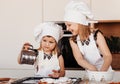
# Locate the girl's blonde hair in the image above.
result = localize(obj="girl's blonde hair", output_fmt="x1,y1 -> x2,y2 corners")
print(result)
78,24 -> 91,41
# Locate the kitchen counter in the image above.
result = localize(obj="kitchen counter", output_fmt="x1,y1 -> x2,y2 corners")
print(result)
1,77 -> 120,84
0,76 -> 120,84
0,70 -> 120,83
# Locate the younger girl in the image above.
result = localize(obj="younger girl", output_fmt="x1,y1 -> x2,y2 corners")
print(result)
18,22 -> 65,78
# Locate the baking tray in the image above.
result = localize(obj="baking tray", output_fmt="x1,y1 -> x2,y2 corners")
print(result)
11,77 -> 81,84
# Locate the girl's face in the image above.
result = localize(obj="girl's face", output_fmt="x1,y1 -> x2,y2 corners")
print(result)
65,22 -> 79,36
41,36 -> 56,53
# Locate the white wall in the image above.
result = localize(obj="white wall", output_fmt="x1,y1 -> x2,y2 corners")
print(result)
43,0 -> 91,21
0,0 -> 42,69
91,0 -> 120,20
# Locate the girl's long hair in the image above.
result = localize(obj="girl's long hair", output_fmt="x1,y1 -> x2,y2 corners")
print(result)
78,24 -> 91,41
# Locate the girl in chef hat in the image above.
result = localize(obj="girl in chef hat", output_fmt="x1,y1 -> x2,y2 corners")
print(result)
34,22 -> 65,78
18,22 -> 65,78
64,0 -> 113,71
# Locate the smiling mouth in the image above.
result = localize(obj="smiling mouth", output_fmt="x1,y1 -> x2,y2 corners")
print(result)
44,47 -> 49,49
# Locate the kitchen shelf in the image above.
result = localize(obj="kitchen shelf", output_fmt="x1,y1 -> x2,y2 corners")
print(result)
97,20 -> 120,23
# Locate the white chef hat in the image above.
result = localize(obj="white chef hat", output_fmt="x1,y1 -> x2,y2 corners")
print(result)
64,0 -> 94,25
34,22 -> 63,43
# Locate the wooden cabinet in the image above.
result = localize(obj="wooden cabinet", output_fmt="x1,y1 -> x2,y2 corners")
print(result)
95,20 -> 120,37
95,20 -> 120,70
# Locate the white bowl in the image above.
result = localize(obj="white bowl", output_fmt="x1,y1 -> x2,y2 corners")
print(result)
87,70 -> 114,81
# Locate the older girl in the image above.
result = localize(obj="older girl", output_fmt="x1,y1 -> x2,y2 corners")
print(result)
64,0 -> 112,71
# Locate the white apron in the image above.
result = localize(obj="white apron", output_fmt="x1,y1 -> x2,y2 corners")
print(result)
34,50 -> 60,77
77,33 -> 112,71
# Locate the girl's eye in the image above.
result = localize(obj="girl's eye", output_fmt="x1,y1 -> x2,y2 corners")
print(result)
43,39 -> 47,42
67,24 -> 71,27
68,24 -> 71,26
49,41 -> 54,43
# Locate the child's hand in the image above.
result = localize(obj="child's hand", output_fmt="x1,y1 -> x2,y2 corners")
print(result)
22,42 -> 32,50
48,70 -> 60,78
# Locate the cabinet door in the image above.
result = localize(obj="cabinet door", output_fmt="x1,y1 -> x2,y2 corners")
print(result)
43,0 -> 91,21
91,0 -> 120,20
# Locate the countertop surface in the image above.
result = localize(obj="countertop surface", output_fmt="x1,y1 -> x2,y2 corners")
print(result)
0,77 -> 120,84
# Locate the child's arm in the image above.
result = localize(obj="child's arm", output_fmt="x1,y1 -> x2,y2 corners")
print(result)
58,55 -> 65,77
17,53 -> 21,64
96,32 -> 112,71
